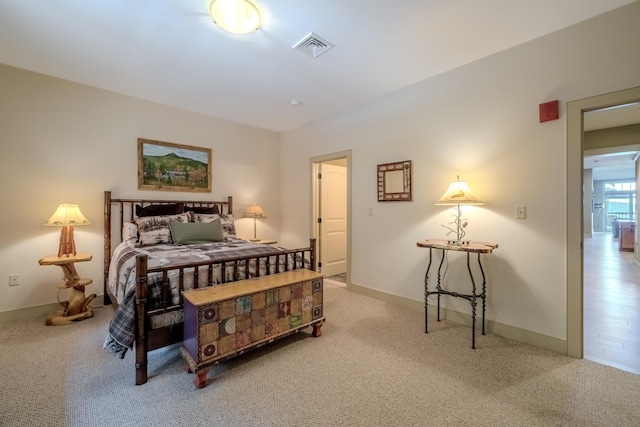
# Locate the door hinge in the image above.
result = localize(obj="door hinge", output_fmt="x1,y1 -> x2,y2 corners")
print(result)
317,218 -> 322,223
318,262 -> 322,268
318,172 -> 322,179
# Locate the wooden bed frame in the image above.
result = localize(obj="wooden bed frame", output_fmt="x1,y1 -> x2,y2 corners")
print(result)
103,191 -> 316,385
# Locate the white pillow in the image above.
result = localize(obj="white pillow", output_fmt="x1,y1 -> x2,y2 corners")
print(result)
122,222 -> 138,247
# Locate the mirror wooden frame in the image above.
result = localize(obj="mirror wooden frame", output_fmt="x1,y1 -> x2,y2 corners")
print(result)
377,160 -> 412,201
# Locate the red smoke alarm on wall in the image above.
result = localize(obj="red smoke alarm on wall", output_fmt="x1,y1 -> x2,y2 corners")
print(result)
539,100 -> 559,123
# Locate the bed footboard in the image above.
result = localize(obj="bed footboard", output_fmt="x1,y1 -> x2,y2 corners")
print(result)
133,239 -> 316,385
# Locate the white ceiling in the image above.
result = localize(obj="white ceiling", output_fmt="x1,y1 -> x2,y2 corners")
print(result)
0,0 -> 635,133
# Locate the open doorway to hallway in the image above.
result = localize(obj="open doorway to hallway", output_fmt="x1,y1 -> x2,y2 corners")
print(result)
311,151 -> 351,286
570,88 -> 640,369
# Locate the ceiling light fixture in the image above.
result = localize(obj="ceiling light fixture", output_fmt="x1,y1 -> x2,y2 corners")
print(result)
208,0 -> 262,35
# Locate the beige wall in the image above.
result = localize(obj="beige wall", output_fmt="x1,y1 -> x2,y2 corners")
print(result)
279,2 -> 640,346
3,2 -> 640,352
0,64 -> 280,313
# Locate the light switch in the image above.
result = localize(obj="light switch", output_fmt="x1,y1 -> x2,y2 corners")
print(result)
516,206 -> 526,219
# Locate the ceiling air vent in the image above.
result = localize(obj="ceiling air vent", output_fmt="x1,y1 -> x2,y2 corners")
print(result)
292,32 -> 334,58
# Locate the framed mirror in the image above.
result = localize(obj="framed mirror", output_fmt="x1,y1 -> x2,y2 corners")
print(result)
377,160 -> 412,201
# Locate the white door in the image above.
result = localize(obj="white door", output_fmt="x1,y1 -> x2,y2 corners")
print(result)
319,163 -> 347,276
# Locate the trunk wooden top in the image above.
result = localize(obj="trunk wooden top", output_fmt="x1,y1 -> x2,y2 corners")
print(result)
182,269 -> 323,305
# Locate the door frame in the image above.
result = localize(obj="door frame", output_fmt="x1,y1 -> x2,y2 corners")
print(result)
567,86 -> 640,358
310,150 -> 352,285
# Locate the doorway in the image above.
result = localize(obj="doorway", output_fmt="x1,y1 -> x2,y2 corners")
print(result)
311,150 -> 351,285
567,86 -> 640,359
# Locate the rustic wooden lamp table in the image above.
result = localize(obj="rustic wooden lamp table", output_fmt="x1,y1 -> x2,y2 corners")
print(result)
38,253 -> 96,326
416,240 -> 498,348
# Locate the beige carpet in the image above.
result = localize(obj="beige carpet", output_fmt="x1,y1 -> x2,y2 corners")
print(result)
1,279 -> 640,426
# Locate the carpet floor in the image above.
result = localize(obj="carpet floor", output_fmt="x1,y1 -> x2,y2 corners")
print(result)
1,279 -> 640,426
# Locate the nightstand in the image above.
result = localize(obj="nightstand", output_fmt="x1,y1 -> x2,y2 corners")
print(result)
38,253 -> 96,326
255,239 -> 277,245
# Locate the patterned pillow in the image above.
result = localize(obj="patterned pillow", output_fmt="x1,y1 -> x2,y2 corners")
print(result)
191,213 -> 236,239
134,213 -> 190,246
122,222 -> 138,247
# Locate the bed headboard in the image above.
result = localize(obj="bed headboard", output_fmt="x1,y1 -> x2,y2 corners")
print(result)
103,190 -> 233,305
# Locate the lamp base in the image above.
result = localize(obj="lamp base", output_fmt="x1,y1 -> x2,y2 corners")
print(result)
58,225 -> 77,257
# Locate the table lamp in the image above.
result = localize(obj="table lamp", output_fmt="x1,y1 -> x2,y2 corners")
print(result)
242,203 -> 266,241
44,204 -> 91,257
435,176 -> 483,245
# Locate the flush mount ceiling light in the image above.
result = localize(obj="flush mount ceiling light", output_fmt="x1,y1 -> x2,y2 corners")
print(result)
208,0 -> 262,35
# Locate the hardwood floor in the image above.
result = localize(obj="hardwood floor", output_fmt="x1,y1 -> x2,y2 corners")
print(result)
584,231 -> 640,374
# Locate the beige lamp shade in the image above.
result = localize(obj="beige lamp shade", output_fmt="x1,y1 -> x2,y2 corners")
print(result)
242,204 -> 266,219
208,0 -> 262,35
436,178 -> 483,206
45,204 -> 91,227
44,204 -> 91,257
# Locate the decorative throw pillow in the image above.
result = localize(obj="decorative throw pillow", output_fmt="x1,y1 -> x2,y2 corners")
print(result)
134,213 -> 189,246
192,213 -> 236,238
135,203 -> 184,217
170,219 -> 223,245
122,222 -> 138,247
185,205 -> 220,215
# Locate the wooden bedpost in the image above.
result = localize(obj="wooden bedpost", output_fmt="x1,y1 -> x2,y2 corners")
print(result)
309,238 -> 317,272
103,191 -> 113,305
135,254 -> 149,385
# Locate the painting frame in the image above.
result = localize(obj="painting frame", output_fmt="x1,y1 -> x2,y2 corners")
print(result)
138,138 -> 212,193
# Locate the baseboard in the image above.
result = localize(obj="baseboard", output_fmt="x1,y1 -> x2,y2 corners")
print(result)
0,295 -> 106,324
348,282 -> 567,355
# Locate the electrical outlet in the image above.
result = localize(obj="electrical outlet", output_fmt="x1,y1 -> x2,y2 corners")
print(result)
516,206 -> 527,220
9,274 -> 20,286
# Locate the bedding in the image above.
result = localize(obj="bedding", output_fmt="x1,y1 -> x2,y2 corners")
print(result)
103,191 -> 317,384
104,237 -> 297,359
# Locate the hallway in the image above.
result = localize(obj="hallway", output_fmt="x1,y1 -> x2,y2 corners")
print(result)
584,231 -> 640,374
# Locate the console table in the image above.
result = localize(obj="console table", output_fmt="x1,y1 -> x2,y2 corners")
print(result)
416,240 -> 498,348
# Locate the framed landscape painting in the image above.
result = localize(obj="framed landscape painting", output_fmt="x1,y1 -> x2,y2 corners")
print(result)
138,138 -> 212,192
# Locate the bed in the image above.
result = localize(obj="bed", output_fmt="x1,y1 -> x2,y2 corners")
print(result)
102,191 -> 316,385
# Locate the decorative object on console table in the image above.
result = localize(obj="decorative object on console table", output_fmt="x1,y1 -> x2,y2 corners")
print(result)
416,239 -> 498,349
435,176 -> 483,246
38,253 -> 96,326
242,203 -> 267,241
44,204 -> 91,257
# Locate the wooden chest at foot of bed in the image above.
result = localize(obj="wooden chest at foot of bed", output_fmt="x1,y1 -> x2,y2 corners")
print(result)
182,269 -> 325,388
